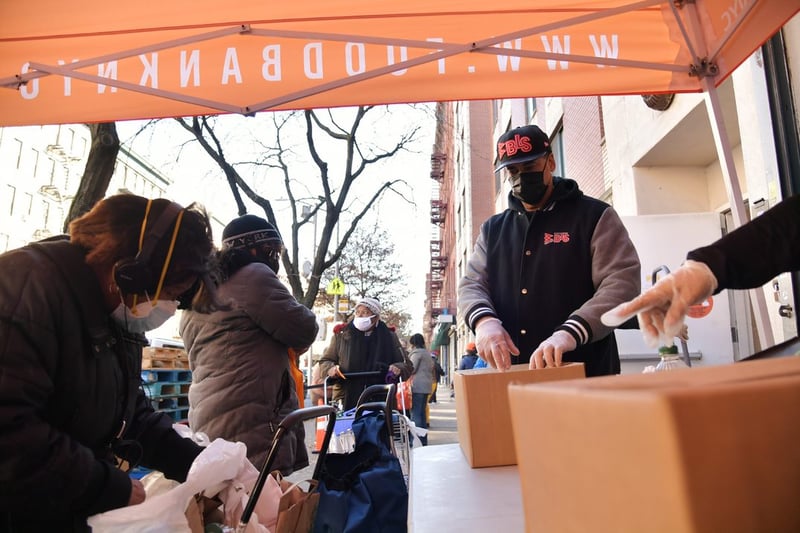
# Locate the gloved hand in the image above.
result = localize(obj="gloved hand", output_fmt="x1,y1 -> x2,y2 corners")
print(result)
601,260 -> 717,348
677,323 -> 689,342
530,330 -> 577,369
475,317 -> 519,371
327,365 -> 346,379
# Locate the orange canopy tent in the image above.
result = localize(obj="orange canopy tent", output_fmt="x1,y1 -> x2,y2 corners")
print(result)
1,0 -> 797,342
0,0 -> 796,126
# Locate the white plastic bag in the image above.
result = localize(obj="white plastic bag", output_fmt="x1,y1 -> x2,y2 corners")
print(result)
87,438 -> 281,532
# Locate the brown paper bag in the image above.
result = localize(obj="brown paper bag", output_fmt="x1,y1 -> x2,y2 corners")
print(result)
273,472 -> 320,533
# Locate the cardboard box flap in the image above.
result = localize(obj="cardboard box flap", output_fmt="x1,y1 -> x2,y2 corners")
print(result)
520,356 -> 800,396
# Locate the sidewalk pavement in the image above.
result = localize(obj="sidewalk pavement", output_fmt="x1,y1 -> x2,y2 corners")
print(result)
286,388 -> 459,483
426,392 -> 458,446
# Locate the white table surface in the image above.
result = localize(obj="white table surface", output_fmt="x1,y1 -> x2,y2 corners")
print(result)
409,443 -> 524,532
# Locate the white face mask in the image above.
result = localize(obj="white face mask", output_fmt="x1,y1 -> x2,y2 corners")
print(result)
353,315 -> 375,332
111,299 -> 179,333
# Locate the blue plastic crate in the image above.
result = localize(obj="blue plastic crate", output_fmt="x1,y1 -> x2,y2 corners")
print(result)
155,369 -> 181,382
141,370 -> 159,384
158,398 -> 178,409
129,466 -> 152,480
146,381 -> 180,396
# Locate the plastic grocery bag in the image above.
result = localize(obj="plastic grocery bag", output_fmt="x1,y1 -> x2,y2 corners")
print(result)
88,438 -> 280,532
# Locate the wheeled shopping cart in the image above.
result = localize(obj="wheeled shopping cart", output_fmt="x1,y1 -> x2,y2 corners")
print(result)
316,373 -> 414,483
237,404 -> 337,532
313,387 -> 409,533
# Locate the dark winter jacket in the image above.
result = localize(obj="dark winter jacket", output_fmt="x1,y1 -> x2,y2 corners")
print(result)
180,261 -> 317,475
688,194 -> 800,291
0,241 -> 202,532
458,178 -> 641,377
318,321 -> 411,410
458,354 -> 478,370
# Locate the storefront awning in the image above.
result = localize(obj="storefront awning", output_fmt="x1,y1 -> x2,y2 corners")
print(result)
431,322 -> 452,352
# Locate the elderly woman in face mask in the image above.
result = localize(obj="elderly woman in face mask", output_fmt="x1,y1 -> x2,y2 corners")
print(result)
0,195 -> 221,532
318,297 -> 412,411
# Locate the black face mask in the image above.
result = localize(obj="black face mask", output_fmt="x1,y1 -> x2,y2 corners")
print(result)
511,170 -> 548,205
263,253 -> 280,275
252,246 -> 281,275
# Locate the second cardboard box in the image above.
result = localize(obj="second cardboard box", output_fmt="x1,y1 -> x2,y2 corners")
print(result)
454,363 -> 585,467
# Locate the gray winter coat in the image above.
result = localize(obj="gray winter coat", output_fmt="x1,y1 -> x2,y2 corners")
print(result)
180,262 -> 318,475
408,347 -> 435,394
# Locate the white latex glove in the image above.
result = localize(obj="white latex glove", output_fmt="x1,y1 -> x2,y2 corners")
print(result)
327,365 -> 346,379
530,330 -> 577,369
601,260 -> 717,348
475,317 -> 519,371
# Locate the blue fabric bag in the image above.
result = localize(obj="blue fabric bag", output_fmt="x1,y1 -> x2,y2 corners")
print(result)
313,408 -> 408,533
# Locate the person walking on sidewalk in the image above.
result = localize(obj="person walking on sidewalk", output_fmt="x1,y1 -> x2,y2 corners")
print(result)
458,342 -> 479,370
429,352 -> 445,403
408,334 -> 434,445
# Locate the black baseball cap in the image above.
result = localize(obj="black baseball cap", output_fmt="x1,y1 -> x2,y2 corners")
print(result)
495,125 -> 551,172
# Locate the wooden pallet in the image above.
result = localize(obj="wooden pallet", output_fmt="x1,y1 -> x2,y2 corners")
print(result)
142,346 -> 189,369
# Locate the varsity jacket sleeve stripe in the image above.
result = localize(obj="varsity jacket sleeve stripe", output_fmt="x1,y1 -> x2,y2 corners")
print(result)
458,225 -> 499,332
567,207 -> 641,344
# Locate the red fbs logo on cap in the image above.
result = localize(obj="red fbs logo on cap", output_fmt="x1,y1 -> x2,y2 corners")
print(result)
498,134 -> 533,159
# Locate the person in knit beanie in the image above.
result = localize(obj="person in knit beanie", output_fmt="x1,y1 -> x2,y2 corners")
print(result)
180,214 -> 317,475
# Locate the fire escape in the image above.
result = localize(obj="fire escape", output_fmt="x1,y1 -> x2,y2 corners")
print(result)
428,152 -> 447,329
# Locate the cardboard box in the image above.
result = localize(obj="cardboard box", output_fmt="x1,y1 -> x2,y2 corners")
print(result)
454,363 -> 585,468
508,357 -> 800,533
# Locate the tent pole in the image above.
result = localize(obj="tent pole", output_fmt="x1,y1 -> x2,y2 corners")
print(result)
681,0 -> 775,350
702,77 -> 775,349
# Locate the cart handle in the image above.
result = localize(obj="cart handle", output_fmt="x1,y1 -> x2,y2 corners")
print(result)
238,405 -> 336,530
355,383 -> 397,455
322,370 -> 385,404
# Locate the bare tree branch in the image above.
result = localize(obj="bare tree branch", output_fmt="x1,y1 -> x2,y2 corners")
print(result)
172,105 -> 427,311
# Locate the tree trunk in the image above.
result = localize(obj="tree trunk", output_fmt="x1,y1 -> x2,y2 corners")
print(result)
63,122 -> 120,231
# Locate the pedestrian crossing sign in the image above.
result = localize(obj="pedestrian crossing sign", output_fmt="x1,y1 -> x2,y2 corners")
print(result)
326,277 -> 345,295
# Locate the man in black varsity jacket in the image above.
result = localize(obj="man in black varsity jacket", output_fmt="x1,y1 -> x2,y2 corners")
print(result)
458,124 -> 641,377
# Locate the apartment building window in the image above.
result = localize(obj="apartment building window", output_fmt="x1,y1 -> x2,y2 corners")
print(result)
550,127 -> 566,177
525,98 -> 537,121
42,199 -> 50,227
3,185 -> 15,215
31,148 -> 40,179
14,139 -> 23,169
47,159 -> 56,185
492,98 -> 506,129
23,192 -> 33,216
